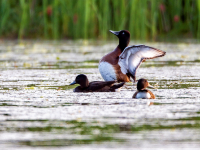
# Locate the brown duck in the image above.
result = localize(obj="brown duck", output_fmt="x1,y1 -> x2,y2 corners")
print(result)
70,74 -> 125,92
133,78 -> 155,99
99,30 -> 166,82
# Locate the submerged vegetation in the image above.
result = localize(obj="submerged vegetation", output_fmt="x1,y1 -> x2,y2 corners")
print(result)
0,0 -> 200,40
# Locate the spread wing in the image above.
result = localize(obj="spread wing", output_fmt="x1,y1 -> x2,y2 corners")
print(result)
118,45 -> 166,77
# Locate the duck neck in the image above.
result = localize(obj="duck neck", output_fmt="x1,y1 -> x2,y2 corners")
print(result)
118,40 -> 129,52
80,81 -> 89,89
138,89 -> 148,92
118,44 -> 126,52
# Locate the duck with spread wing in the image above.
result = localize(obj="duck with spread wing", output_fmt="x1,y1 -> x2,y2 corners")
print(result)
99,30 -> 166,82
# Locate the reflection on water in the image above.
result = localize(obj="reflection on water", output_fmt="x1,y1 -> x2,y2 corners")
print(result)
0,40 -> 200,149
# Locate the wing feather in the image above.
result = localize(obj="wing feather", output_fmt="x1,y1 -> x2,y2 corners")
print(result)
88,81 -> 116,91
118,45 -> 166,77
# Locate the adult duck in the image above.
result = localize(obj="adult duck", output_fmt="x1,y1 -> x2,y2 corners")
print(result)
70,74 -> 125,92
99,30 -> 166,82
132,78 -> 155,99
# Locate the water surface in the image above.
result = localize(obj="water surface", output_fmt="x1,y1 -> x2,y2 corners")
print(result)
0,40 -> 200,149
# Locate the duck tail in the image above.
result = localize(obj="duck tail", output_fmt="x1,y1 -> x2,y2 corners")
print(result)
110,82 -> 125,91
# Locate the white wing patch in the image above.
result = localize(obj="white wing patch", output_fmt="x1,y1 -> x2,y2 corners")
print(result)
118,45 -> 166,76
99,62 -> 117,81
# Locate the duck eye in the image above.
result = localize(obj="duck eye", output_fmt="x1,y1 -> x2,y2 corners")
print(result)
122,32 -> 125,35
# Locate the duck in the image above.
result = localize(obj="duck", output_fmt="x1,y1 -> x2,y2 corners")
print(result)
132,78 -> 155,99
99,30 -> 166,82
69,74 -> 125,92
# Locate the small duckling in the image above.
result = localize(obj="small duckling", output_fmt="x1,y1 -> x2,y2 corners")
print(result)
133,78 -> 155,99
70,74 -> 125,92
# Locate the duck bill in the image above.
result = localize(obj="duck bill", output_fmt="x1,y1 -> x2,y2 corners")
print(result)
109,30 -> 120,36
69,80 -> 76,85
147,84 -> 156,89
